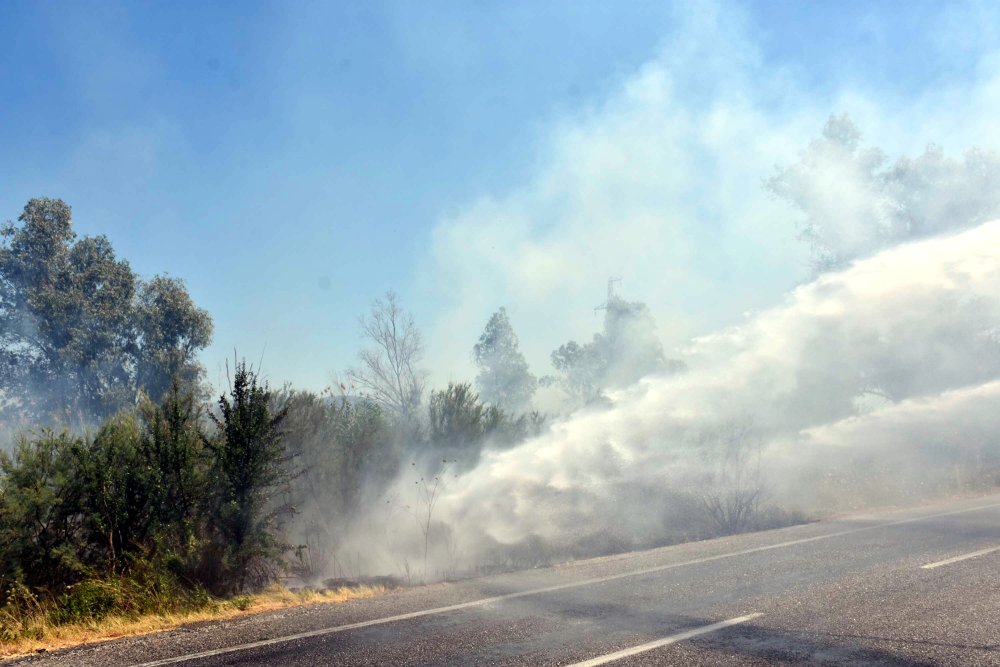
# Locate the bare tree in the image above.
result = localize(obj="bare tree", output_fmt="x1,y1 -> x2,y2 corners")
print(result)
347,291 -> 426,420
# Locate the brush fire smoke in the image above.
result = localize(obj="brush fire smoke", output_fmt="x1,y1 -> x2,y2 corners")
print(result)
319,221 -> 1000,580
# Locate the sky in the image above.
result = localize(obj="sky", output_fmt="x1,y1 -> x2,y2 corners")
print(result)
3,0 -> 1000,393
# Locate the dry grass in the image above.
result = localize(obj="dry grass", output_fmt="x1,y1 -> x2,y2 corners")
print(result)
0,584 -> 383,660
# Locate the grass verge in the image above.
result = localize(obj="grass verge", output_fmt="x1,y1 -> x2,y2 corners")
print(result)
0,583 -> 383,660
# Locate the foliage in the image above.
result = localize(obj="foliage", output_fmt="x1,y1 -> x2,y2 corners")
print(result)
769,114 -> 1000,272
427,382 -> 509,470
0,432 -> 86,592
0,198 -> 213,425
280,389 -> 399,578
0,367 -> 292,621
473,308 -> 536,413
548,288 -> 683,404
292,393 -> 397,518
138,380 -> 207,559
71,414 -> 161,572
69,383 -> 208,577
205,361 -> 294,594
134,276 -> 213,403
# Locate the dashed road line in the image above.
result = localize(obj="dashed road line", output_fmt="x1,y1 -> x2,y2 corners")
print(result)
565,613 -> 764,667
922,545 -> 1000,569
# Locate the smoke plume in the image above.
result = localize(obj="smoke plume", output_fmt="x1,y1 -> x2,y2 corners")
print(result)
380,220 -> 1000,571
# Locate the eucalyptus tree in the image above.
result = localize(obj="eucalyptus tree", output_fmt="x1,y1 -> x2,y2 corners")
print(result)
0,198 -> 212,423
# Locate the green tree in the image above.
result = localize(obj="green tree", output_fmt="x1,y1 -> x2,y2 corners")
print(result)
473,308 -> 536,413
0,198 -> 213,424
281,390 -> 396,519
548,285 -> 682,404
134,277 -> 213,404
205,361 -> 292,593
72,414 -> 159,572
139,380 -> 208,572
0,384 -> 211,608
280,390 -> 397,576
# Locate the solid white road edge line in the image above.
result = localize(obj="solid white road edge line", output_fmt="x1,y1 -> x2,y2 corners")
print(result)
564,613 -> 764,667
921,545 -> 1000,569
131,500 -> 1000,666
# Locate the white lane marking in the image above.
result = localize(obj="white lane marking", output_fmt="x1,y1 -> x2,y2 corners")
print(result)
131,500 -> 1000,666
565,612 -> 764,667
921,545 -> 1000,569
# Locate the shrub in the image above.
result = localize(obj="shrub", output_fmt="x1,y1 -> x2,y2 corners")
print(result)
204,361 -> 293,594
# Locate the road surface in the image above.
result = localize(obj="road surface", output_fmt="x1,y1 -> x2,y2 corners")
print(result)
9,493 -> 1000,666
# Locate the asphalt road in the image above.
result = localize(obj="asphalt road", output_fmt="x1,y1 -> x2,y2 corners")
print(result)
10,494 -> 1000,666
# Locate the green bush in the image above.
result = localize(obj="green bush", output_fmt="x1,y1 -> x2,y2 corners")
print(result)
54,580 -> 120,624
0,367 -> 296,630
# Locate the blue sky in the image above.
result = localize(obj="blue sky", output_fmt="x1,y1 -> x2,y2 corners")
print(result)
2,0 -> 998,392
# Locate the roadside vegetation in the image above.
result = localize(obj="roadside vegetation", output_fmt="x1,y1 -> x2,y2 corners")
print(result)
0,197 -> 721,651
5,123 -> 1000,658
0,581 -> 383,658
0,199 -> 554,651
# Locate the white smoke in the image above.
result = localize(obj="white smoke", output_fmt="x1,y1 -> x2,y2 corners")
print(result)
417,0 -> 1000,391
428,221 -> 1000,552
332,1 -> 1000,577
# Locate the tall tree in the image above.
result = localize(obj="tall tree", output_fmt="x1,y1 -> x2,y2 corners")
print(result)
768,114 -> 1000,272
0,198 -> 212,423
548,284 -> 682,404
347,291 -> 426,421
473,307 -> 536,412
598,294 -> 671,388
134,275 -> 213,402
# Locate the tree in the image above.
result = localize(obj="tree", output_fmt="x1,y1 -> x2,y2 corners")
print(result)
280,390 -> 397,578
65,382 -> 209,576
134,276 -> 213,403
550,340 -> 603,404
205,361 -> 292,593
72,414 -> 159,572
347,291 -> 426,421
548,285 -> 682,404
768,114 -> 1000,272
473,308 -> 536,412
139,380 -> 208,564
0,198 -> 213,424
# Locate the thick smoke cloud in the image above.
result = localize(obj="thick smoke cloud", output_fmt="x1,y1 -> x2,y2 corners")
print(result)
414,220 -> 1000,562
343,2 -> 1000,577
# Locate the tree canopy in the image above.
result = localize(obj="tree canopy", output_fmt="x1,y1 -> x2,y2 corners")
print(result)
473,307 -> 536,413
549,290 -> 682,404
769,114 -> 1000,272
0,198 -> 213,424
